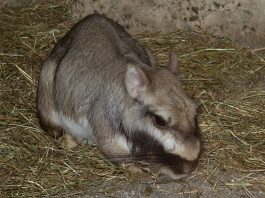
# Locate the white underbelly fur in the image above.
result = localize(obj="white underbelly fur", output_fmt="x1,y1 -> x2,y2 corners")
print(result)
51,110 -> 95,144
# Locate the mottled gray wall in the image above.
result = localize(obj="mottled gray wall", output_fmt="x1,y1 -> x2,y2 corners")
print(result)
0,0 -> 17,9
69,0 -> 265,49
0,0 -> 30,9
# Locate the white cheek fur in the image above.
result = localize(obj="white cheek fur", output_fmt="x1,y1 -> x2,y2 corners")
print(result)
146,125 -> 200,161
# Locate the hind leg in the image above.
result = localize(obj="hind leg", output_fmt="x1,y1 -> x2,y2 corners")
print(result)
38,111 -> 63,139
46,125 -> 63,139
39,113 -> 78,149
37,59 -> 61,138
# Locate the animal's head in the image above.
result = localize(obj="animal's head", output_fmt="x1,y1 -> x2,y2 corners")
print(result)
124,50 -> 202,178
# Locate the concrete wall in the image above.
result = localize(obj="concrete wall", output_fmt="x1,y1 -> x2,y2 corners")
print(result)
0,0 -> 30,10
69,0 -> 265,49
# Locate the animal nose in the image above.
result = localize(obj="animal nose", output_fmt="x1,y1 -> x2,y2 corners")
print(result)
182,160 -> 198,174
164,159 -> 199,180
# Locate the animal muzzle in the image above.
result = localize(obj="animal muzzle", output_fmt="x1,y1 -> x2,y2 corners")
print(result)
158,150 -> 200,180
166,134 -> 201,161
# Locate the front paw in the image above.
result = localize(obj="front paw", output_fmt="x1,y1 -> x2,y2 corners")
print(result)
58,134 -> 78,149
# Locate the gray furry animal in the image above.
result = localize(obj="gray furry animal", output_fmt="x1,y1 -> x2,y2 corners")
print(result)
37,14 -> 201,179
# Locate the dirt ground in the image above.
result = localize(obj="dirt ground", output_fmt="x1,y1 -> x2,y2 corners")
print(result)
76,171 -> 264,197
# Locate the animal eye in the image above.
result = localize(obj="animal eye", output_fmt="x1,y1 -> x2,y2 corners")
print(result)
152,114 -> 167,128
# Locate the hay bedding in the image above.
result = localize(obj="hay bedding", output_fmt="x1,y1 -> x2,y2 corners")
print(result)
0,0 -> 264,197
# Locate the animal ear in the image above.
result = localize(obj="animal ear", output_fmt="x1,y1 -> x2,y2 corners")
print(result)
167,50 -> 180,74
125,64 -> 149,98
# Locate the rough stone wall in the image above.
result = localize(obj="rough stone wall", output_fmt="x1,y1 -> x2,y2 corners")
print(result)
0,0 -> 30,10
0,0 -> 17,9
69,0 -> 265,49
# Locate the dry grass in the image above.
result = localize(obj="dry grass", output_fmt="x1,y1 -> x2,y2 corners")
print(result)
0,0 -> 264,197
